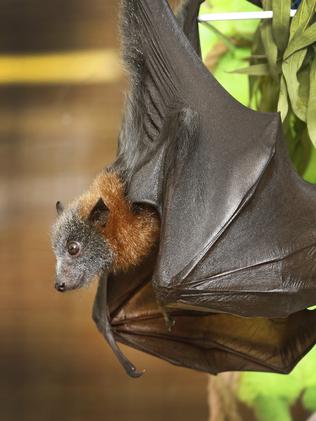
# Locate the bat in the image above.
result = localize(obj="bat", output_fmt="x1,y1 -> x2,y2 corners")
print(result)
52,0 -> 316,378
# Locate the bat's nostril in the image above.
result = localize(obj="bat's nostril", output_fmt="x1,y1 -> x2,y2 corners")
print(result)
55,282 -> 66,292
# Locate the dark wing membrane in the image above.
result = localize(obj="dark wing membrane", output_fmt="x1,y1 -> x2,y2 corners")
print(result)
158,121 -> 316,318
108,267 -> 316,375
116,0 -> 277,294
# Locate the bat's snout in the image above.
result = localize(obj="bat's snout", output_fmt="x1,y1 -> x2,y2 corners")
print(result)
55,281 -> 66,293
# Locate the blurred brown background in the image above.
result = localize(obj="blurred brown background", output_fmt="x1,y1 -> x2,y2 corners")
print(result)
0,1 -> 208,420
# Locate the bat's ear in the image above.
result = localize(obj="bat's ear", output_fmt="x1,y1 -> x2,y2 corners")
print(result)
56,201 -> 64,215
88,198 -> 109,228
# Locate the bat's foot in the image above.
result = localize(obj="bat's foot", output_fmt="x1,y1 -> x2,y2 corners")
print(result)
161,306 -> 176,332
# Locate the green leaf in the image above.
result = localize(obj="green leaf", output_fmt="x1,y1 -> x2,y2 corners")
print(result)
289,0 -> 316,41
272,0 -> 291,54
304,146 -> 316,182
242,54 -> 267,60
258,78 -> 279,111
282,48 -> 308,121
231,63 -> 270,75
284,22 -> 316,59
307,56 -> 316,146
277,76 -> 289,121
303,386 -> 316,411
298,61 -> 311,111
260,20 -> 279,77
252,22 -> 265,58
262,0 -> 272,10
291,126 -> 312,175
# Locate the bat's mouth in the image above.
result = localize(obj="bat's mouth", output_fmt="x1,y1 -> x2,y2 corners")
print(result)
55,272 -> 86,293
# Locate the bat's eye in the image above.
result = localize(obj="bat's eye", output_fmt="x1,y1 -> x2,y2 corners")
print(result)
67,241 -> 81,256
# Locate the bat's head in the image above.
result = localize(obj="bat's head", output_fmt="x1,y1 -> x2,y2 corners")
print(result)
51,171 -> 160,293
51,198 -> 113,292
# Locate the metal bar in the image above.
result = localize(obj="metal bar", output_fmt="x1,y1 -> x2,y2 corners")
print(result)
198,9 -> 297,22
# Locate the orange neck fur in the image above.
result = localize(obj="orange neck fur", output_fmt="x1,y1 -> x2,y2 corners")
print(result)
78,171 -> 160,272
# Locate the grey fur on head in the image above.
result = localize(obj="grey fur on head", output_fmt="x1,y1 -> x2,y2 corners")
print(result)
51,205 -> 113,292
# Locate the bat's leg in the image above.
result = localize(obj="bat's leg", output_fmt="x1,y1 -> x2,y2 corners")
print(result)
160,305 -> 176,332
92,272 -> 144,378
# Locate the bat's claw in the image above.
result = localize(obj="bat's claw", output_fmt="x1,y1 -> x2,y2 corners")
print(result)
119,345 -> 145,378
166,318 -> 176,332
125,364 -> 146,378
161,306 -> 176,332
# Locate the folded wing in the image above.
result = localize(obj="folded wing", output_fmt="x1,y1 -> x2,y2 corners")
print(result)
116,0 -> 279,313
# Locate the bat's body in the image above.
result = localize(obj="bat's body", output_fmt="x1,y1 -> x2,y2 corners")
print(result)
52,0 -> 316,377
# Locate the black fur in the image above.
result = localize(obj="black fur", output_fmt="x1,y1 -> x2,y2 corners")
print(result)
113,0 -> 200,181
114,0 -> 166,180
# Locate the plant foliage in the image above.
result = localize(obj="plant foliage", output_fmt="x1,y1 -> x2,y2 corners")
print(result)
235,0 -> 316,175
